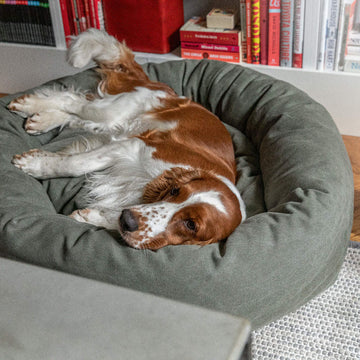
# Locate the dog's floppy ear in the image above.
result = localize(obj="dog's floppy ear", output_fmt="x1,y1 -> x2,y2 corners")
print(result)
142,167 -> 203,203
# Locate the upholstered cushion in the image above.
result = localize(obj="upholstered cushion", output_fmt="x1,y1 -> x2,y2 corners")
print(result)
0,60 -> 353,329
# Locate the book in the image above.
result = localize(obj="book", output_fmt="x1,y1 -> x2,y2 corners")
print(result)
324,0 -> 341,71
292,0 -> 305,68
280,0 -> 294,67
302,0 -> 323,70
59,0 -> 72,46
240,0 -> 248,61
181,48 -> 241,63
246,0 -> 252,63
260,0 -> 268,65
344,54 -> 360,71
181,42 -> 240,52
336,1 -> 352,70
344,0 -> 360,72
268,0 -> 281,66
76,0 -> 87,32
49,0 -> 67,49
251,0 -> 261,64
180,17 -> 241,46
317,0 -> 330,70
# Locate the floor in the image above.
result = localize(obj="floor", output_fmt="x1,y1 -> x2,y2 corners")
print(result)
0,93 -> 358,241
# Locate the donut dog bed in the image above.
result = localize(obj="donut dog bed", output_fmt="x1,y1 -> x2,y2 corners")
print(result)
0,60 -> 353,329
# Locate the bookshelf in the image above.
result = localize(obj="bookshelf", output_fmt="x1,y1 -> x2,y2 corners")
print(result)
1,42 -> 359,137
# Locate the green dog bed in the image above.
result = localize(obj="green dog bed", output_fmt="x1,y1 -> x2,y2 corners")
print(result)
0,60 -> 353,329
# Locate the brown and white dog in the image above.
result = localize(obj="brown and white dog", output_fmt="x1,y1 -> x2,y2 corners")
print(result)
8,29 -> 246,250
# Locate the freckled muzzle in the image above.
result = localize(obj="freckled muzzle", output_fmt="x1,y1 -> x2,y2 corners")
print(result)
118,203 -> 172,249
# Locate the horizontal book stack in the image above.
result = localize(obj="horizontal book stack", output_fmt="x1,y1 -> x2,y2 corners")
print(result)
180,16 -> 242,63
241,0 -> 360,73
0,1 -> 55,47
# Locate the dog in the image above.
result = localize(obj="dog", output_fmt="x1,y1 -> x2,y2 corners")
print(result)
8,29 -> 246,250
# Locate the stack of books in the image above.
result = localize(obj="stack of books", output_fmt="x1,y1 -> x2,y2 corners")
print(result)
180,16 -> 242,63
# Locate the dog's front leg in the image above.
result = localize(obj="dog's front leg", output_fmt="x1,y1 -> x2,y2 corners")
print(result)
70,208 -> 119,230
11,144 -> 118,179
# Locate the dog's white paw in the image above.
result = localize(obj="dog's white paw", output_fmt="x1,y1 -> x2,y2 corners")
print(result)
24,111 -> 67,135
70,209 -> 92,222
70,208 -> 106,226
70,208 -> 117,229
7,95 -> 36,117
12,149 -> 55,178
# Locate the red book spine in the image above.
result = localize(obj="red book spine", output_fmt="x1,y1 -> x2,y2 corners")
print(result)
59,0 -> 71,46
260,0 -> 268,64
246,0 -> 252,63
93,0 -> 101,29
70,0 -> 80,35
181,49 -> 240,63
180,32 -> 240,46
76,0 -> 87,32
268,0 -> 281,66
83,0 -> 91,28
88,0 -> 96,28
181,42 -> 240,52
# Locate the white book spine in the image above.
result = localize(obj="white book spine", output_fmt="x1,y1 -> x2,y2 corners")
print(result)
335,0 -> 347,70
303,0 -> 323,69
344,55 -> 360,71
324,0 -> 341,71
49,1 -> 66,49
317,0 -> 330,70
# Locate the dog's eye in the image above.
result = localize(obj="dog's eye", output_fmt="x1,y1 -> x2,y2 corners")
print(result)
184,219 -> 197,232
170,187 -> 180,196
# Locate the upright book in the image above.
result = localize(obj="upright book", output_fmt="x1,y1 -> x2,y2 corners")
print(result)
292,0 -> 305,68
260,0 -> 269,65
240,0 -> 248,61
280,0 -> 294,67
251,0 -> 261,64
302,0 -> 323,70
324,0 -> 341,71
344,0 -> 360,72
268,0 -> 281,66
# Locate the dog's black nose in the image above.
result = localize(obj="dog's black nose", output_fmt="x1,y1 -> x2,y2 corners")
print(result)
119,209 -> 138,232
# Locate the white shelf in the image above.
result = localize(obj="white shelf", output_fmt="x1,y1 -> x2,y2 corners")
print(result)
0,42 -> 359,136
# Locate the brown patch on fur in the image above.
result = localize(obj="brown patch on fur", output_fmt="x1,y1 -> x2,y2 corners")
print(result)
95,42 -> 176,96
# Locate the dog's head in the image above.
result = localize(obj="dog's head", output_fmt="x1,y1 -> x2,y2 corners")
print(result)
118,168 -> 245,250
